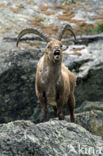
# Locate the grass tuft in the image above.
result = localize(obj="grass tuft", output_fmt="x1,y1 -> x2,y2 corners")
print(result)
88,23 -> 103,34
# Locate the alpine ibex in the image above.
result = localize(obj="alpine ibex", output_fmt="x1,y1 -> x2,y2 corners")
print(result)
17,24 -> 76,122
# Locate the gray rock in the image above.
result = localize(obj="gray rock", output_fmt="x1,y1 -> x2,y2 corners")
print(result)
66,104 -> 103,137
0,0 -> 103,155
0,120 -> 103,156
0,0 -> 103,126
64,40 -> 103,106
0,35 -> 40,123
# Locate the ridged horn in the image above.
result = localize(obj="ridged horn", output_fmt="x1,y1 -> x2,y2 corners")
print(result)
16,28 -> 50,47
58,24 -> 76,41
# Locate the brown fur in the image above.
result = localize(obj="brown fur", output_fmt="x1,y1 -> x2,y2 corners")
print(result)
35,40 -> 76,122
16,24 -> 77,122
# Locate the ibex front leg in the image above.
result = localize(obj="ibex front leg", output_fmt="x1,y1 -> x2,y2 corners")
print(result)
56,95 -> 64,120
68,93 -> 75,122
38,92 -> 48,122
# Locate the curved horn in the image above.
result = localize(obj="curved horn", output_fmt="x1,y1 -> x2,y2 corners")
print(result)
58,24 -> 76,41
16,28 -> 50,47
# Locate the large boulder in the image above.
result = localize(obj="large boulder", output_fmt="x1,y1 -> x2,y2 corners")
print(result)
64,39 -> 103,105
0,35 -> 43,123
64,41 -> 103,136
0,1 -> 103,155
0,0 -> 103,130
0,120 -> 103,156
66,101 -> 103,137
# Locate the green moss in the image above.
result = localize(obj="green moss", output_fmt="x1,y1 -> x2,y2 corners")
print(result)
87,26 -> 95,33
88,23 -> 103,34
0,122 -> 14,132
96,23 -> 103,32
62,0 -> 75,5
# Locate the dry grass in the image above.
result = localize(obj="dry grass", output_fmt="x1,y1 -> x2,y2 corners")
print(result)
40,6 -> 48,11
0,30 -> 5,34
9,7 -> 19,13
71,4 -> 83,8
14,2 -> 103,44
93,12 -> 103,20
84,2 -> 90,5
6,26 -> 14,30
95,20 -> 103,25
71,47 -> 85,51
86,7 -> 100,12
29,17 -> 59,37
0,3 -> 7,8
41,10 -> 55,16
31,4 -> 103,37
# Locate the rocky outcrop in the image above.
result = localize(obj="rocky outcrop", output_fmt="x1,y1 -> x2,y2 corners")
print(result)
0,120 -> 103,156
0,39 -> 39,123
64,39 -> 103,105
1,34 -> 103,123
66,101 -> 103,137
0,0 -> 103,155
0,0 -> 103,138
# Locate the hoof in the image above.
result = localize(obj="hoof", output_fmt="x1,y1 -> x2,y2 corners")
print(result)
58,113 -> 64,120
70,116 -> 75,123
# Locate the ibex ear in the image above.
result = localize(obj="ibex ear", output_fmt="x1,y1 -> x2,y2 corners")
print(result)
62,45 -> 68,51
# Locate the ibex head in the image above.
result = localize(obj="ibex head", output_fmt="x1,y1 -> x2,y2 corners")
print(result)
45,40 -> 63,62
16,24 -> 76,61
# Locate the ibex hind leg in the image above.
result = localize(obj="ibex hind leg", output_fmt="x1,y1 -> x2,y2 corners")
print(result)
39,92 -> 48,122
57,96 -> 64,120
68,93 -> 75,123
53,106 -> 57,117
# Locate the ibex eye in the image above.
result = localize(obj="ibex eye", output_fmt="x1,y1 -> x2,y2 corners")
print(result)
48,46 -> 52,51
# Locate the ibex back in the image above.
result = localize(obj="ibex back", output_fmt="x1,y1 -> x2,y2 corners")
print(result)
17,24 -> 76,122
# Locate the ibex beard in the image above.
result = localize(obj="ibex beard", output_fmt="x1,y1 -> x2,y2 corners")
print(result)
16,24 -> 76,122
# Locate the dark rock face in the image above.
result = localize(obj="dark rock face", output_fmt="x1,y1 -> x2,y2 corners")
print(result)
75,64 -> 103,106
0,65 -> 36,123
0,41 -> 40,123
1,39 -> 103,124
0,0 -> 103,155
66,103 -> 103,137
64,40 -> 103,106
0,120 -> 103,156
0,0 -> 103,139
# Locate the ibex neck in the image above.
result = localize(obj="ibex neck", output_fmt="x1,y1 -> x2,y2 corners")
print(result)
44,55 -> 62,80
